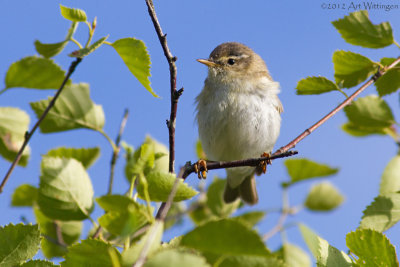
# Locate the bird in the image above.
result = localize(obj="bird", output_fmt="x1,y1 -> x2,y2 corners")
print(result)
195,42 -> 283,205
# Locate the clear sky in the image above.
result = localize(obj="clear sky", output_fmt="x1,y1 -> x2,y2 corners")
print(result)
1,0 -> 400,262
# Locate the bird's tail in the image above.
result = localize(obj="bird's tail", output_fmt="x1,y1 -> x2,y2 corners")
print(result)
223,175 -> 258,205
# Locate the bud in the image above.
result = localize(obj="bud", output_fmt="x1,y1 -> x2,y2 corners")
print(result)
92,16 -> 97,31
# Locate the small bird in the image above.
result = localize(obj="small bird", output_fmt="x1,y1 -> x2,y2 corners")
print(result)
195,42 -> 283,205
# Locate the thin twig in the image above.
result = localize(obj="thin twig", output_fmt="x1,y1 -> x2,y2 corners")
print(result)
145,0 -> 182,175
0,57 -> 82,193
108,109 -> 129,195
274,56 -> 400,155
92,109 -> 130,240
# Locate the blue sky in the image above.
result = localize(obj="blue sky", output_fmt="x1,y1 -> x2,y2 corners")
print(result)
1,0 -> 400,261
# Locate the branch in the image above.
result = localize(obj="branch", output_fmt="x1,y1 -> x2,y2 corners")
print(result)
108,108 -> 129,195
145,0 -> 182,174
274,56 -> 400,155
0,57 -> 82,193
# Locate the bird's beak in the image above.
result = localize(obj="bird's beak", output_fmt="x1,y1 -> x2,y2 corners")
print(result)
197,59 -> 217,67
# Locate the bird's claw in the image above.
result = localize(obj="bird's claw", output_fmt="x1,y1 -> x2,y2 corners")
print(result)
259,152 -> 272,174
194,159 -> 207,179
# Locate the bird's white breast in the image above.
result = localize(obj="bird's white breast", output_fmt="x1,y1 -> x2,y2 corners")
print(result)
196,75 -> 281,163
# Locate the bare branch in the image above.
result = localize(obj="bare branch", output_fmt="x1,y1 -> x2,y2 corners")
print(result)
145,0 -> 181,174
108,108 -> 129,195
274,57 -> 400,155
0,57 -> 82,193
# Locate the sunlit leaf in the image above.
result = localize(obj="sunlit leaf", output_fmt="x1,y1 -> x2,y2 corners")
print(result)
11,184 -> 37,207
299,224 -> 352,266
360,193 -> 400,232
20,260 -> 57,267
4,56 -> 67,91
61,239 -> 121,267
283,158 -> 338,187
333,50 -> 378,88
346,229 -> 398,266
0,107 -> 30,166
34,208 -> 82,259
60,4 -> 87,22
296,76 -> 340,95
341,122 -> 387,137
47,147 -> 100,169
144,249 -> 210,267
38,156 -> 94,220
344,95 -> 395,128
137,171 -> 198,202
277,243 -> 311,267
96,195 -> 150,237
304,182 -> 344,211
0,224 -> 41,266
376,58 -> 400,96
111,38 -> 157,97
35,22 -> 78,58
181,219 -> 269,257
69,36 -> 109,58
232,211 -> 265,228
380,155 -> 400,195
30,83 -> 105,133
332,10 -> 393,48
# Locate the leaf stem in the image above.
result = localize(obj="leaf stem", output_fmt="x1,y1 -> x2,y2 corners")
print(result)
84,21 -> 94,48
0,57 -> 82,194
70,38 -> 83,49
98,129 -> 117,151
393,40 -> 400,49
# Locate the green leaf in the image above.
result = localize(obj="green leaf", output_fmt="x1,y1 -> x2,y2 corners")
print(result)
38,156 -> 94,220
60,4 -> 87,22
111,38 -> 158,97
0,224 -> 41,266
360,193 -> 400,232
137,171 -> 198,202
121,221 -> 164,266
144,249 -> 211,267
30,83 -> 105,133
279,243 -> 311,267
232,211 -> 265,228
341,122 -> 387,137
61,239 -> 121,267
376,62 -> 400,96
125,143 -> 155,181
217,255 -> 285,267
181,219 -> 269,256
207,178 -> 240,218
344,95 -> 395,128
35,22 -> 78,58
283,158 -> 338,186
96,195 -> 150,237
296,76 -> 340,95
299,224 -> 352,266
34,208 -> 81,259
333,50 -> 378,88
346,229 -> 398,266
47,147 -> 100,169
20,260 -> 57,267
189,200 -> 217,226
165,202 -> 185,230
69,36 -> 109,58
0,107 -> 30,166
380,155 -> 400,195
145,136 -> 169,173
11,184 -> 37,207
4,56 -> 67,90
304,182 -> 344,211
332,10 -> 393,48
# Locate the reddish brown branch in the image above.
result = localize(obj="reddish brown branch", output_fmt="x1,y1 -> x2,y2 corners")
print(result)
0,57 -> 82,193
274,57 -> 400,155
145,0 -> 181,174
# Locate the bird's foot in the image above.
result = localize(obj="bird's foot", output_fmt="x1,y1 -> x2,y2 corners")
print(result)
194,159 -> 207,179
259,152 -> 272,174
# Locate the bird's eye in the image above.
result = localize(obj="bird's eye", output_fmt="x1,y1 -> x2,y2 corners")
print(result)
227,58 -> 235,65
